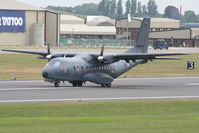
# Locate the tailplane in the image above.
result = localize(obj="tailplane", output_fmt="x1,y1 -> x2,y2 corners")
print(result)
126,18 -> 151,53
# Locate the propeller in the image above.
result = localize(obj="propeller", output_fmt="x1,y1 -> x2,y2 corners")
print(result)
98,45 -> 104,63
47,44 -> 51,55
100,45 -> 104,56
45,44 -> 52,61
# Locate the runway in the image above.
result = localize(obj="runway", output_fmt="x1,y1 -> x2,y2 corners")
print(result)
0,77 -> 199,103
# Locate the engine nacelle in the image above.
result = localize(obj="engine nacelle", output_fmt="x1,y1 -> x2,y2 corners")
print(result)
97,56 -> 104,62
97,55 -> 115,64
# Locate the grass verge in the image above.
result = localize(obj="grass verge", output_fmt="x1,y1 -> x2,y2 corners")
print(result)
0,99 -> 199,133
0,53 -> 199,80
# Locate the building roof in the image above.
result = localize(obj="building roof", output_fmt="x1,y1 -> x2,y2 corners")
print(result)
87,16 -> 115,26
0,0 -> 45,11
116,17 -> 180,29
135,17 -> 179,22
61,24 -> 116,35
61,14 -> 85,24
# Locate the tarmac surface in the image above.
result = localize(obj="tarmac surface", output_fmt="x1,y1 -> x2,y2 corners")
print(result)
0,77 -> 199,103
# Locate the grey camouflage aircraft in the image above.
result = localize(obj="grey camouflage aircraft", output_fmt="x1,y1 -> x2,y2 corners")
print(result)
1,18 -> 186,87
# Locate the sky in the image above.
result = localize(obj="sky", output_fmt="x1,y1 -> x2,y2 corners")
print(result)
17,0 -> 199,14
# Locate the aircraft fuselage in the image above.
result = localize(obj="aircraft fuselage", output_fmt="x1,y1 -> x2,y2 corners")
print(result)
42,54 -> 146,86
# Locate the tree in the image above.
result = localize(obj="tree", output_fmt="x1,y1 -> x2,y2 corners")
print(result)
137,1 -> 142,17
110,0 -> 116,18
105,0 -> 111,16
116,0 -> 123,19
125,0 -> 131,16
147,0 -> 158,17
47,3 -> 100,15
131,0 -> 137,16
142,5 -> 147,17
47,6 -> 73,13
73,3 -> 100,15
163,6 -> 181,20
98,0 -> 107,16
184,10 -> 198,23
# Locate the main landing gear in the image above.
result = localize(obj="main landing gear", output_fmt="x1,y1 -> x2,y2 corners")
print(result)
101,83 -> 111,88
53,80 -> 84,87
53,81 -> 111,88
72,82 -> 83,87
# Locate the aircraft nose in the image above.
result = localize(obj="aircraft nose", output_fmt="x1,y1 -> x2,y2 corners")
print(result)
42,70 -> 48,78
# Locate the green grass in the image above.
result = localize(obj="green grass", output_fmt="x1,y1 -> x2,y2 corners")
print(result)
0,54 -> 47,80
122,53 -> 199,77
0,53 -> 199,80
0,100 -> 199,133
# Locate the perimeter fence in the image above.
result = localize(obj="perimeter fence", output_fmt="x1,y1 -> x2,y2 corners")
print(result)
60,38 -> 136,48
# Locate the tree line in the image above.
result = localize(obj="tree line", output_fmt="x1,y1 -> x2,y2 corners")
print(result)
47,0 -> 199,23
98,0 -> 159,18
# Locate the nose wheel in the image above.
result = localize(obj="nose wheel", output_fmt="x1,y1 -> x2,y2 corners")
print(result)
54,81 -> 60,87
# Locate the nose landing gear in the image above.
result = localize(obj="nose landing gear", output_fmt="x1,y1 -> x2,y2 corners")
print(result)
54,81 -> 60,87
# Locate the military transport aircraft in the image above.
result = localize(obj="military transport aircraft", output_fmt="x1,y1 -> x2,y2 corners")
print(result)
1,18 -> 187,87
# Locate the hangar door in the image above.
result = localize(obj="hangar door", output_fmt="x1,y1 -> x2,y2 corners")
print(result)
45,11 -> 60,46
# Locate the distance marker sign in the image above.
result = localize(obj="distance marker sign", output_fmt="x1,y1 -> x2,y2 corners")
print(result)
187,61 -> 195,70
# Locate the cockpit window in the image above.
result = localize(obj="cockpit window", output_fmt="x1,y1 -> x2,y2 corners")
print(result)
47,59 -> 69,69
54,62 -> 60,67
47,59 -> 60,67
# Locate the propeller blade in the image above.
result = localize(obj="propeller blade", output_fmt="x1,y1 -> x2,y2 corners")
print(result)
100,45 -> 104,56
47,44 -> 51,55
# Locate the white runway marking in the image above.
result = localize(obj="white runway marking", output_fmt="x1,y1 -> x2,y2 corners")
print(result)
116,77 -> 199,81
1,96 -> 199,103
0,88 -> 60,91
186,83 -> 199,86
0,80 -> 42,83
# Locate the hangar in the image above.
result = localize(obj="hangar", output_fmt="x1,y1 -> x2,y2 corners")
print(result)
60,13 -> 116,45
0,0 -> 60,46
116,18 -> 199,47
60,13 -> 116,39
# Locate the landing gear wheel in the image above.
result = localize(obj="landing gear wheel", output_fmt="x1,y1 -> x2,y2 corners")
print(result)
101,84 -> 106,87
78,82 -> 83,87
106,83 -> 111,87
72,82 -> 78,87
54,82 -> 60,87
101,83 -> 111,88
72,82 -> 83,87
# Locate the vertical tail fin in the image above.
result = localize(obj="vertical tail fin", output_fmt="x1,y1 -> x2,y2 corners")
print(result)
126,18 -> 151,53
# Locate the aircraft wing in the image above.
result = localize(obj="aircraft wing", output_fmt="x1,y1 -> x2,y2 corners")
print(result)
114,53 -> 188,61
1,49 -> 48,56
97,53 -> 188,64
1,49 -> 77,59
